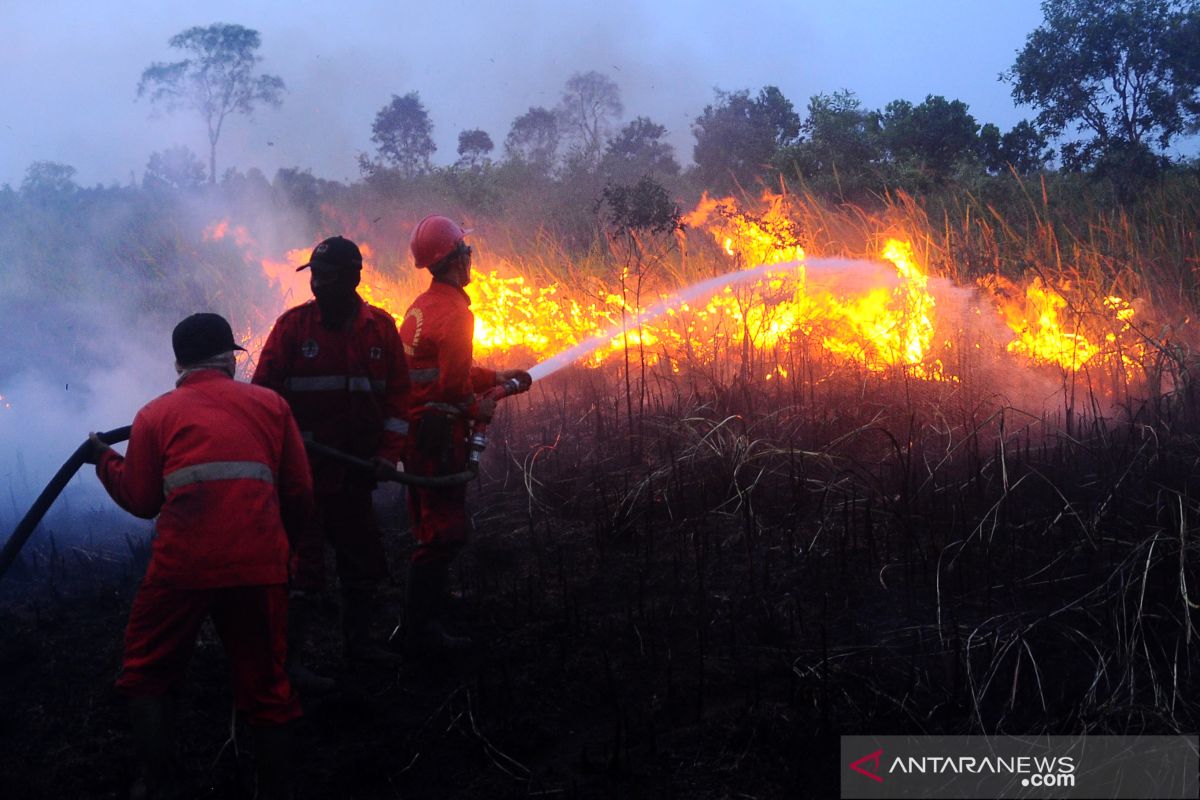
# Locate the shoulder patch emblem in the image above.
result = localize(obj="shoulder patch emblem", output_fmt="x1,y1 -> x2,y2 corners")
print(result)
300,339 -> 319,358
369,346 -> 382,360
403,307 -> 424,349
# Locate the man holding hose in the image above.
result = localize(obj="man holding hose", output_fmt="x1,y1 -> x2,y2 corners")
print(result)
254,235 -> 411,681
402,215 -> 530,655
85,312 -> 313,800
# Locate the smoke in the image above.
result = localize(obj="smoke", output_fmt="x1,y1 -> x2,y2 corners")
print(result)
0,186 -> 313,557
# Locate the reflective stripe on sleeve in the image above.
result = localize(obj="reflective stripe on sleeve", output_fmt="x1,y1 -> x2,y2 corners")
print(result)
384,418 -> 409,435
286,376 -> 347,391
163,461 -> 275,493
286,375 -> 384,393
409,368 -> 440,384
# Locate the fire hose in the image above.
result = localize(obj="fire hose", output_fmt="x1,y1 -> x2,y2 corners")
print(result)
0,425 -> 133,581
0,374 -> 532,582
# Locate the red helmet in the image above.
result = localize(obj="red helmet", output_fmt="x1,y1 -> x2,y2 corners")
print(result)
410,214 -> 471,269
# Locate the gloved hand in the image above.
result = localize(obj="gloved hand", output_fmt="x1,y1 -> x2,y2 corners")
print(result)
496,369 -> 533,393
83,433 -> 112,465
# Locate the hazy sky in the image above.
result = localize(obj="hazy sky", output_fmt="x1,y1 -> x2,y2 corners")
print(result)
1,0 -> 1047,187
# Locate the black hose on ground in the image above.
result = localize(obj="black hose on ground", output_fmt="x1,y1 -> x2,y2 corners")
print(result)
0,425 -> 132,582
301,439 -> 478,488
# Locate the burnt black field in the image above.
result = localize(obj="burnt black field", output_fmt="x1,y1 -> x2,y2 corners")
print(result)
2,372 -> 1198,799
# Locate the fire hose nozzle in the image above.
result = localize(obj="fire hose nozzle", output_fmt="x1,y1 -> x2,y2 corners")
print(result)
495,371 -> 533,399
468,430 -> 488,466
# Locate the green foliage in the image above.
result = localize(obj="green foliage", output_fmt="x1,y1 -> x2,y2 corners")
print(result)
778,90 -> 882,198
879,95 -> 980,181
979,121 -> 1055,174
1008,0 -> 1200,164
692,86 -> 801,193
137,23 -> 284,183
504,106 -> 560,175
600,116 -> 680,185
455,129 -> 494,169
21,161 -> 78,198
601,175 -> 682,239
369,92 -> 436,177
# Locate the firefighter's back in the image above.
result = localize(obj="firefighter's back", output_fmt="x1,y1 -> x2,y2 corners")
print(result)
140,371 -> 297,589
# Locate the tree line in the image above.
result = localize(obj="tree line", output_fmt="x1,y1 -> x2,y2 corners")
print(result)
10,1 -> 1200,239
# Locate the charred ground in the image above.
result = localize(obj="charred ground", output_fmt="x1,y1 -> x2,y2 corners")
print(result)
2,376 -> 1198,799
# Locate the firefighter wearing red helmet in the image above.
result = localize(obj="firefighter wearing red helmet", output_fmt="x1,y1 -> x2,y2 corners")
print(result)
401,215 -> 529,654
253,236 -> 410,683
85,313 -> 314,799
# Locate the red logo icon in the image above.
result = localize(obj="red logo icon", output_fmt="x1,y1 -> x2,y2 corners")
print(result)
850,749 -> 884,783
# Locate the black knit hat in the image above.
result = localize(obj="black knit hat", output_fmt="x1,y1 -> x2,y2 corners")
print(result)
172,313 -> 246,365
295,235 -> 363,272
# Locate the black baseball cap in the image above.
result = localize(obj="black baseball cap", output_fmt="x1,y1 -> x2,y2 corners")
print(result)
296,235 -> 363,272
172,313 -> 246,365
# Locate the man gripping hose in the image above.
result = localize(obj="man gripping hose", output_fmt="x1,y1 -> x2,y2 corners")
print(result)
253,235 -> 411,682
86,312 -> 314,800
401,215 -> 530,655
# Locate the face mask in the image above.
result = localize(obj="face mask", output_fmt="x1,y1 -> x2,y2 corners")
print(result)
312,272 -> 360,325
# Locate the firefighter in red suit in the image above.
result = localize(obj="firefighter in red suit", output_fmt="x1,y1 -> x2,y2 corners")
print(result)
85,313 -> 314,800
253,235 -> 409,677
401,215 -> 529,653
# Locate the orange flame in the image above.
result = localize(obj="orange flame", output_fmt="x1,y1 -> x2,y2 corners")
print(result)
218,188 -> 1152,397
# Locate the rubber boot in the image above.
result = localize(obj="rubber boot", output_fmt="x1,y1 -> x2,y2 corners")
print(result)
128,694 -> 181,800
252,723 -> 295,800
404,560 -> 471,658
342,580 -> 404,665
286,592 -> 336,694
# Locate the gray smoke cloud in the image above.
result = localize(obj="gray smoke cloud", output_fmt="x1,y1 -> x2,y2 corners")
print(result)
0,187 -> 313,562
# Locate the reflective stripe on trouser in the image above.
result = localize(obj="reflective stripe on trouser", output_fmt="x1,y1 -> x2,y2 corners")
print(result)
163,461 -> 274,493
408,368 -> 439,384
117,583 -> 300,726
384,417 -> 409,436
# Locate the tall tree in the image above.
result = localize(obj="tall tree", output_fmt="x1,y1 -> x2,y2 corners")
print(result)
1007,0 -> 1200,166
600,116 -> 680,184
979,121 -> 1055,174
692,86 -> 801,192
138,24 -> 285,184
880,95 -> 980,180
456,129 -> 494,169
21,161 -> 78,198
504,106 -> 560,174
792,90 -> 880,176
556,71 -> 624,167
370,92 -> 436,177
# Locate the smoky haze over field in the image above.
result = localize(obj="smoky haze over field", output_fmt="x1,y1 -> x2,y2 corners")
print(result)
0,1 -> 1045,186
0,192 -> 314,546
1,0 -> 1180,555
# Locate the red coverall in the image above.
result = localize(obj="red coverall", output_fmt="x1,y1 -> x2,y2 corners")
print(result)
96,369 -> 314,726
400,281 -> 496,565
252,296 -> 409,584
